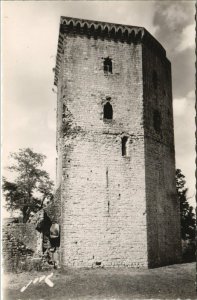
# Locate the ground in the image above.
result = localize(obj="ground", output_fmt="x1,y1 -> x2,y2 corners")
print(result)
3,262 -> 196,300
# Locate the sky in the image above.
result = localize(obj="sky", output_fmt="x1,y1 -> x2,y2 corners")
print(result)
2,1 -> 196,208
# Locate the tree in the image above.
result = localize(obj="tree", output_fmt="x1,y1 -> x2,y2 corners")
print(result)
175,169 -> 196,241
3,148 -> 54,223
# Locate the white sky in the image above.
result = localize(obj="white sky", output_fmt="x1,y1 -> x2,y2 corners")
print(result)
2,1 -> 196,208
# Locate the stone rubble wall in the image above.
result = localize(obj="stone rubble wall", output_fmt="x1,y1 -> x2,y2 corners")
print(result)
2,223 -> 42,272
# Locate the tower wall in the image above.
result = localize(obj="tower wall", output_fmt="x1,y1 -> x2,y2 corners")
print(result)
54,17 -> 182,268
142,45 -> 182,267
58,34 -> 148,267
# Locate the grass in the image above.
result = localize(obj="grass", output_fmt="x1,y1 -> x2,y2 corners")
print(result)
3,262 -> 196,300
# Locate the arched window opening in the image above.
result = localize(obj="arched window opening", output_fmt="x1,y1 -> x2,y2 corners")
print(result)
122,136 -> 128,156
104,57 -> 112,74
153,110 -> 161,133
153,70 -> 158,89
104,102 -> 113,119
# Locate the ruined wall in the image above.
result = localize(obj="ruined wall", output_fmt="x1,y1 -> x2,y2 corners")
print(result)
57,34 -> 148,267
142,45 -> 182,267
2,223 -> 42,272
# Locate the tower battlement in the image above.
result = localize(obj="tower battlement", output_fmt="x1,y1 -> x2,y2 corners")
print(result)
54,16 -> 166,86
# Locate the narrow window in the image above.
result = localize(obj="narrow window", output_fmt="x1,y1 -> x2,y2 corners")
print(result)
153,110 -> 161,133
153,70 -> 158,89
104,57 -> 112,74
62,104 -> 66,122
122,136 -> 128,156
104,102 -> 113,119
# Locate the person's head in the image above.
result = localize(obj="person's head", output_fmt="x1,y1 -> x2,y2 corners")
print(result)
43,198 -> 50,208
29,211 -> 35,219
51,216 -> 58,224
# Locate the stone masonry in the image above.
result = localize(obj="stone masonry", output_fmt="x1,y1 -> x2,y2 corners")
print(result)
54,17 -> 181,268
3,223 -> 42,272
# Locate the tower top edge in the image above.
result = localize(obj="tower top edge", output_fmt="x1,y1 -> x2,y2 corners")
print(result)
54,16 -> 167,86
60,16 -> 143,30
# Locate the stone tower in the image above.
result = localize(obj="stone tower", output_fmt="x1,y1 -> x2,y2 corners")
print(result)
54,16 -> 181,268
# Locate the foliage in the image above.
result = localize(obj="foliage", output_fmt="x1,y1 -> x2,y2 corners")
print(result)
3,148 -> 54,222
175,169 -> 196,241
176,169 -> 196,262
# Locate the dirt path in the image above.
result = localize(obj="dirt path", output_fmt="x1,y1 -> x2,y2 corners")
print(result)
3,262 -> 196,299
